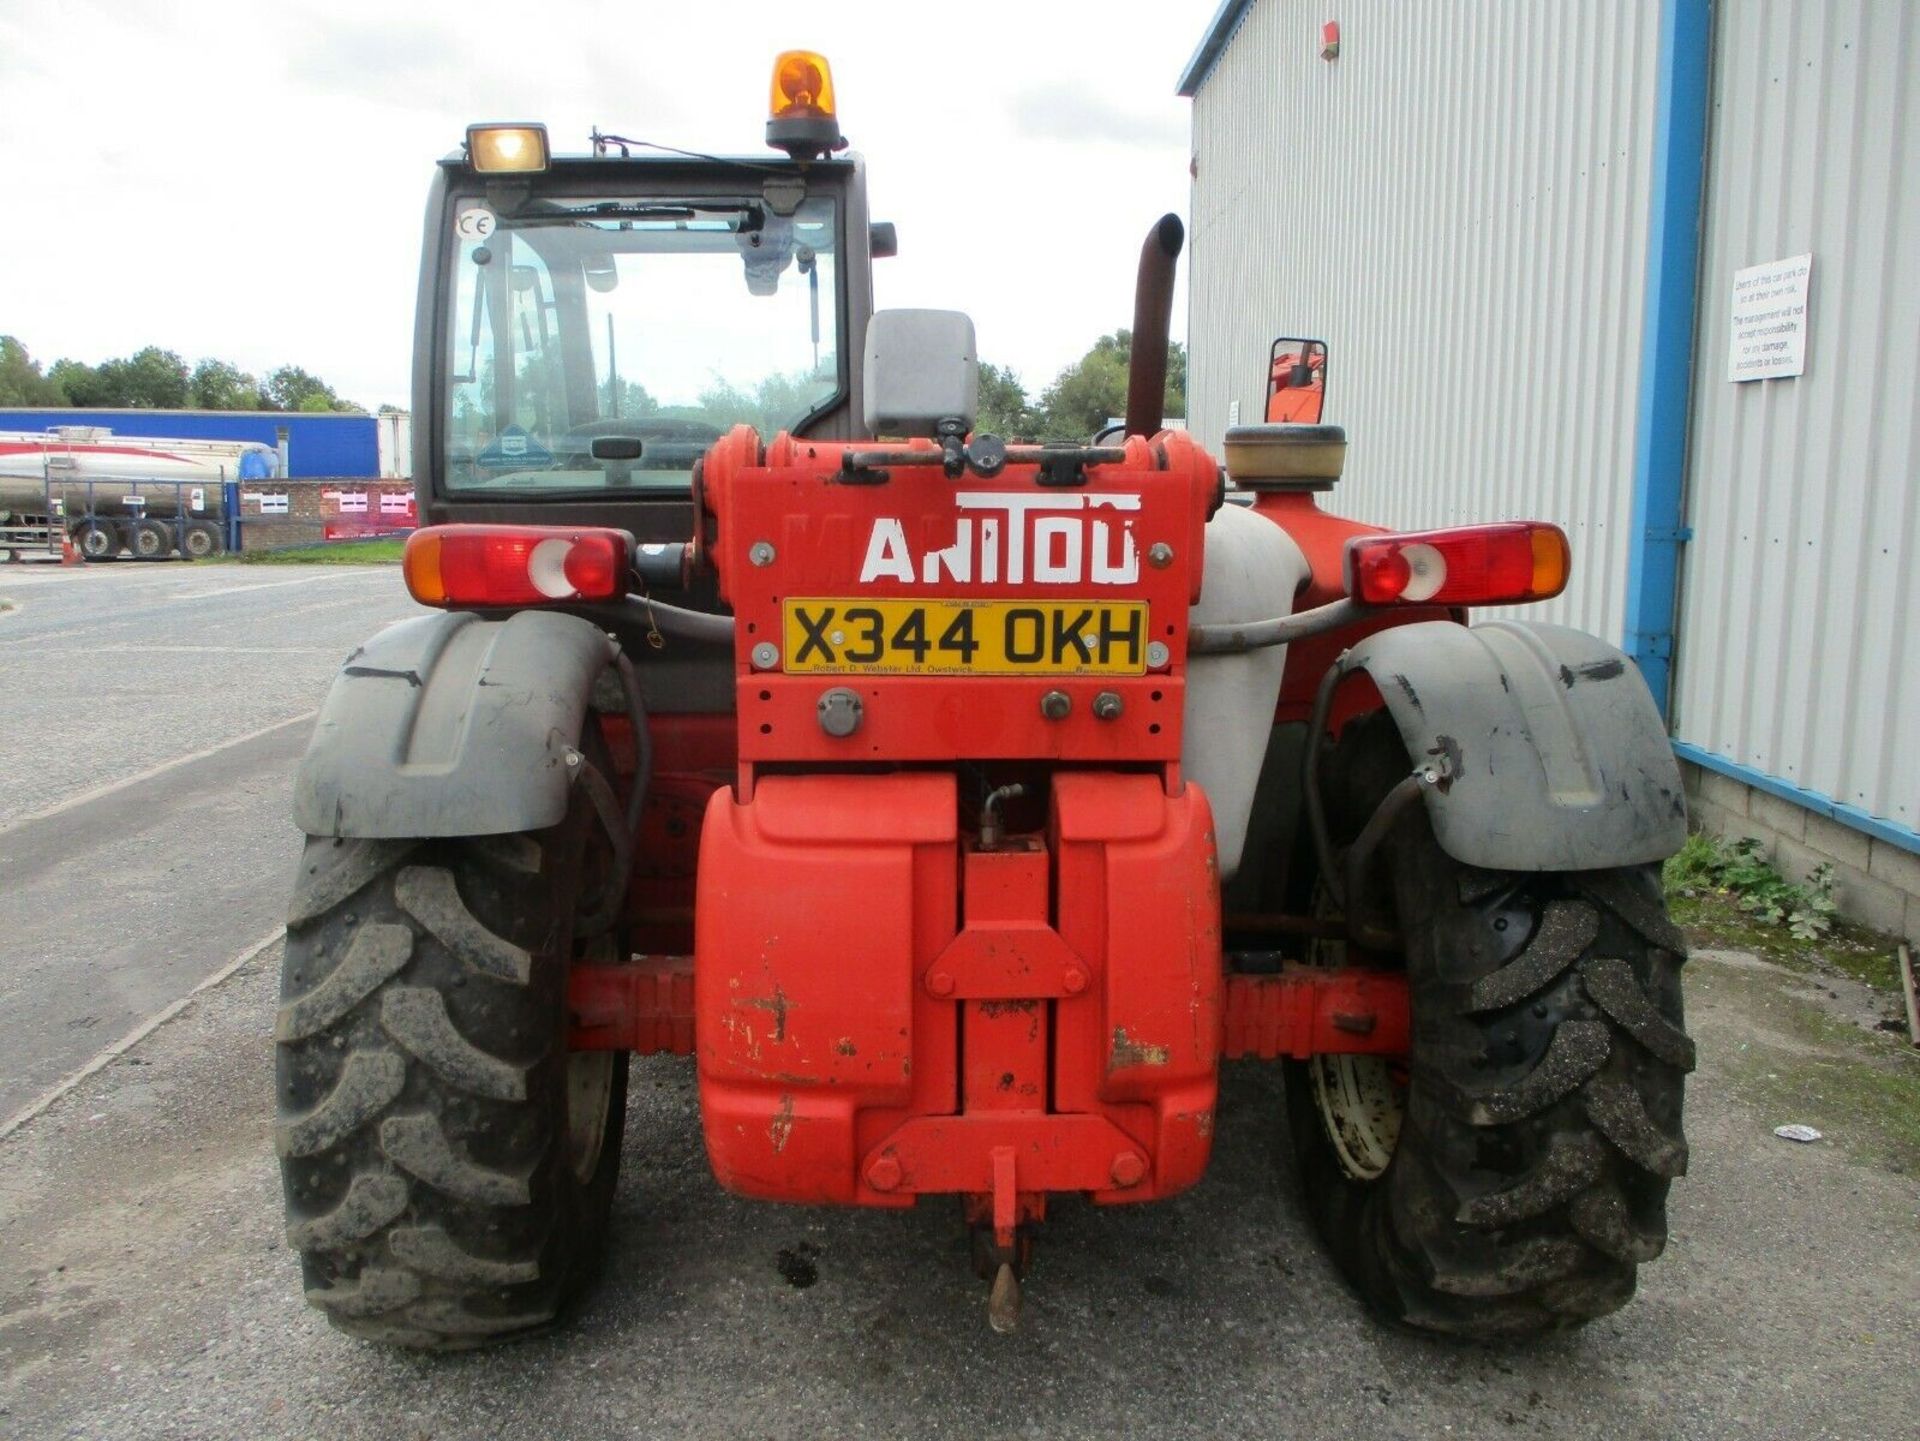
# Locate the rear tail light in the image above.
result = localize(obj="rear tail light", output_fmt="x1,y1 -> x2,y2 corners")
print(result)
1345,523 -> 1571,606
404,525 -> 633,608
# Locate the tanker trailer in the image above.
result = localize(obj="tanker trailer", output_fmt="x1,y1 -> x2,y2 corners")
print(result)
0,427 -> 278,560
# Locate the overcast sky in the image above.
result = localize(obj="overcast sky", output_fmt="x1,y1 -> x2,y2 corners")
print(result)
0,0 -> 1214,411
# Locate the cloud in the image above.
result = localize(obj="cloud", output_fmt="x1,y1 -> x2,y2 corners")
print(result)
1009,83 -> 1187,149
284,18 -> 472,103
0,0 -> 1214,405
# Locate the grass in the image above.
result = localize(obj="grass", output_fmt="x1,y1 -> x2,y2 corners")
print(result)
231,538 -> 406,565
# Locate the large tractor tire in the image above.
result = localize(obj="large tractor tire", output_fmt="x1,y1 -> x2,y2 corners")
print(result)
1288,712 -> 1693,1339
276,785 -> 629,1348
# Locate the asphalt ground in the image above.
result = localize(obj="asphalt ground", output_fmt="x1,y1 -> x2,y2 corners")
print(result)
1,559 -> 1916,1440
0,561 -> 421,1120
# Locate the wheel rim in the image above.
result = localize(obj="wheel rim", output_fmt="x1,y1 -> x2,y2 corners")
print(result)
184,531 -> 214,558
1305,893 -> 1407,1182
1308,1053 -> 1403,1180
566,1052 -> 615,1183
81,528 -> 112,557
565,934 -> 616,1183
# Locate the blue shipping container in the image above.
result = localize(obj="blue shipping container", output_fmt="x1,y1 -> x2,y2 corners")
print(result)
0,409 -> 380,479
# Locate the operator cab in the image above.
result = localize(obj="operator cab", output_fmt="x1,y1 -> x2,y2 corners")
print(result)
418,63 -> 887,540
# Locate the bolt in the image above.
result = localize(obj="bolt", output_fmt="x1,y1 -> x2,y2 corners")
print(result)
1062,965 -> 1088,994
1145,640 -> 1171,669
749,540 -> 776,566
1148,542 -> 1174,569
750,641 -> 780,670
563,748 -> 582,767
866,1155 -> 903,1192
926,970 -> 956,998
1092,691 -> 1123,721
1039,689 -> 1071,720
1109,1151 -> 1147,1188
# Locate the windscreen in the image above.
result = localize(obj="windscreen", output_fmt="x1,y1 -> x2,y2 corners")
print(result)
442,193 -> 840,493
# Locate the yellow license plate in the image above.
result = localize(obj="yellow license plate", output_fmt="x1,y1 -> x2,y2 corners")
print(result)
782,598 -> 1149,676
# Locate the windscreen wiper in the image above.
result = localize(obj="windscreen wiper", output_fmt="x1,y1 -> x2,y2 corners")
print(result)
507,200 -> 764,229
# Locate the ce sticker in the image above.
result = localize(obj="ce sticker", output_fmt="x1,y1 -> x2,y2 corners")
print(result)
455,207 -> 496,240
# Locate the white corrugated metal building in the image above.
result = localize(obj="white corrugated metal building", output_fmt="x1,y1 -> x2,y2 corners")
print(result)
1179,0 -> 1920,938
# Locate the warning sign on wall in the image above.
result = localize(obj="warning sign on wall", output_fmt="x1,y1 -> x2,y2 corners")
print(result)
1728,254 -> 1812,382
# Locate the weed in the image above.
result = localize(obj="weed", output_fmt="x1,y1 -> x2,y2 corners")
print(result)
1664,832 -> 1837,941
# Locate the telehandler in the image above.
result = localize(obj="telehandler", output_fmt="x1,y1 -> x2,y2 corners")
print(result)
278,52 -> 1692,1344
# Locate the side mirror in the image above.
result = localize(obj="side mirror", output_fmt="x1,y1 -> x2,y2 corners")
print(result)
583,253 -> 618,293
1267,337 -> 1328,423
863,309 -> 978,437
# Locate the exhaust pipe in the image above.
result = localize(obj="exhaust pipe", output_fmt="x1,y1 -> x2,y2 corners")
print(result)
1125,213 -> 1185,438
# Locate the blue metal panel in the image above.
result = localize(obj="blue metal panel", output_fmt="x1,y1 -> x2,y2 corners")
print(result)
0,409 -> 379,478
1622,0 -> 1712,719
1177,0 -> 1258,97
1677,741 -> 1920,857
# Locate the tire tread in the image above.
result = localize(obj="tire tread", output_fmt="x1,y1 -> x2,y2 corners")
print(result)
276,825 -> 625,1350
1289,713 -> 1692,1339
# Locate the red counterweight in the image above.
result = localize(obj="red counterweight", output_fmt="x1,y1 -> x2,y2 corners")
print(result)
694,771 -> 1222,1220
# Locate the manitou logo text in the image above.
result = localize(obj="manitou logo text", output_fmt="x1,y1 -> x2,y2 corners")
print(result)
858,492 -> 1142,586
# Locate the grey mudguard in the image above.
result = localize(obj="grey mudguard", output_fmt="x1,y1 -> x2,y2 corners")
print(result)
1345,620 -> 1687,872
293,610 -> 615,839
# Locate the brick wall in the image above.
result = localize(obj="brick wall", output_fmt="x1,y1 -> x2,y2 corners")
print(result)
235,479 -> 415,550
1681,760 -> 1920,942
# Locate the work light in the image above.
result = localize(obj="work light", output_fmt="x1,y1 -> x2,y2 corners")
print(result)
466,123 -> 551,174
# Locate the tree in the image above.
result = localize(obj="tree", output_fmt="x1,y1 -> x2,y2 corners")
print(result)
1038,331 -> 1131,439
12,345 -> 367,414
692,369 -> 831,437
0,336 -> 66,405
105,347 -> 192,408
605,379 -> 659,419
974,362 -> 1040,440
189,358 -> 266,410
47,358 -> 100,405
43,347 -> 190,408
266,365 -> 364,414
266,364 -> 335,412
1035,330 -> 1187,441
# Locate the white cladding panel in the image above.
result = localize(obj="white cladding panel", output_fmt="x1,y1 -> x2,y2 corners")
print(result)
1187,0 -> 1659,642
1673,0 -> 1920,830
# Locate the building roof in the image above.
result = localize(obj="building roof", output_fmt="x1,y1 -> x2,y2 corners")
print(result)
1176,0 -> 1257,98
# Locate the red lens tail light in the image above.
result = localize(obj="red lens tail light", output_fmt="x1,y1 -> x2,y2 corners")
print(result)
404,525 -> 633,608
1345,523 -> 1571,606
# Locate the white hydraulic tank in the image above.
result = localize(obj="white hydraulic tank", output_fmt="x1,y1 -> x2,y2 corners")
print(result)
1182,501 -> 1309,882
